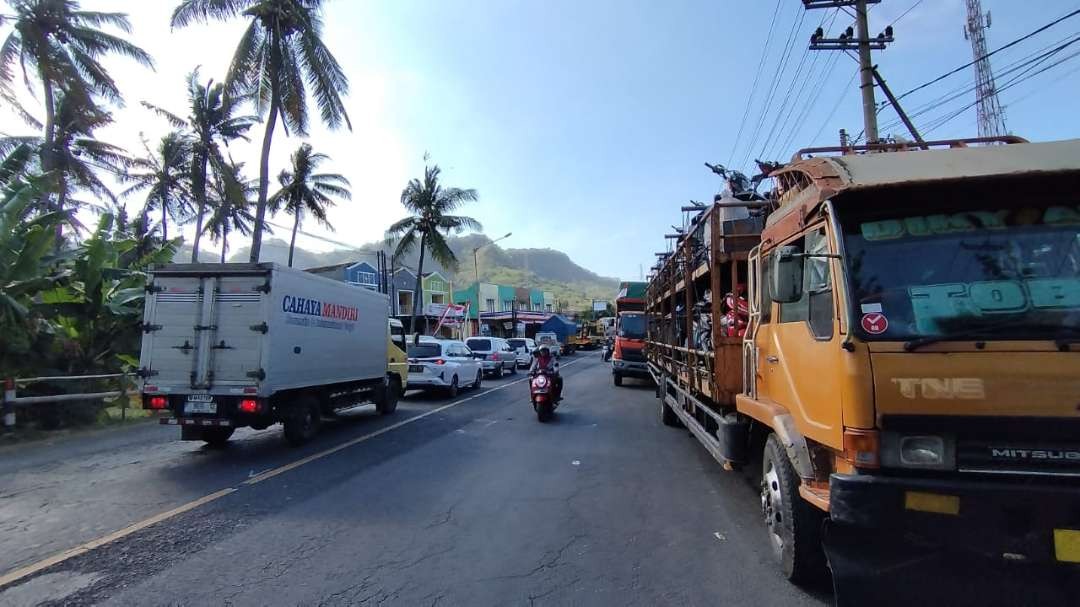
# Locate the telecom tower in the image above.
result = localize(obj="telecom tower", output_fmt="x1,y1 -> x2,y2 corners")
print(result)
965,0 -> 1008,137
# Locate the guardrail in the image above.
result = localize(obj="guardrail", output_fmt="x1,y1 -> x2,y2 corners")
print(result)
2,373 -> 139,429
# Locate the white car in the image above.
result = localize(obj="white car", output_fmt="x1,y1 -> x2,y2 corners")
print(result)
534,332 -> 563,357
507,337 -> 537,368
406,339 -> 483,397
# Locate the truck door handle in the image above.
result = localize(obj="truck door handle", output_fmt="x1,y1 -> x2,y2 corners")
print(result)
766,356 -> 779,364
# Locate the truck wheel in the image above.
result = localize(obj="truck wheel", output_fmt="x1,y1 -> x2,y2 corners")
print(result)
446,376 -> 459,398
375,376 -> 400,415
284,396 -> 322,447
202,427 -> 234,448
613,373 -> 623,387
761,434 -> 827,585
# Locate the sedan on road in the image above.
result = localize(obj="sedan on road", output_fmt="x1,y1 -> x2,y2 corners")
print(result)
465,337 -> 517,378
406,340 -> 483,397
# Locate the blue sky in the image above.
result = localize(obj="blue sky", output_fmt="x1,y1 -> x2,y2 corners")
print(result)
4,1 -> 1080,281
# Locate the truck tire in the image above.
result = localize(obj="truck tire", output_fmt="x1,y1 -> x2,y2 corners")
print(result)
375,376 -> 400,415
283,396 -> 322,447
613,373 -> 623,387
202,427 -> 234,448
761,434 -> 827,585
446,376 -> 459,398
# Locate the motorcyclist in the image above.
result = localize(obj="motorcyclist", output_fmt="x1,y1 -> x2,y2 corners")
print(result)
529,345 -> 563,402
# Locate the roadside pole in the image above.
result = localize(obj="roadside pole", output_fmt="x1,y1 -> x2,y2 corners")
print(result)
3,378 -> 15,430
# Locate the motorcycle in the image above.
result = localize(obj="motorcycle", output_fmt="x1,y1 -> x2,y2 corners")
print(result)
530,370 -> 559,422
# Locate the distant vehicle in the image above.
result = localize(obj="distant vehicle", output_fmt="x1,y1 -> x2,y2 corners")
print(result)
534,331 -> 562,357
507,337 -> 537,368
138,263 -> 406,447
611,281 -> 648,386
539,315 -> 579,354
406,339 -> 483,397
465,337 -> 518,378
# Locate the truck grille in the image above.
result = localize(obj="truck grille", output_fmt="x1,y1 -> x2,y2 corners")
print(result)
620,349 -> 646,363
883,415 -> 1080,477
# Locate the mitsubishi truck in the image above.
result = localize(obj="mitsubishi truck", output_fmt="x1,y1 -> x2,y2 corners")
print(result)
647,137 -> 1080,604
138,263 -> 407,447
612,281 -> 648,386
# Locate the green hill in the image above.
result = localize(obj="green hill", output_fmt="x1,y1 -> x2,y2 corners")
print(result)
175,234 -> 620,312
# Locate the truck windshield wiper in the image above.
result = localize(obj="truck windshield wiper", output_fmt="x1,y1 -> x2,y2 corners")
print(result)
904,321 -> 1080,352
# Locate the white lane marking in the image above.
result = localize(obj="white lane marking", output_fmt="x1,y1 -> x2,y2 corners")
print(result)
0,357 -> 589,589
572,460 -> 581,466
713,532 -> 727,542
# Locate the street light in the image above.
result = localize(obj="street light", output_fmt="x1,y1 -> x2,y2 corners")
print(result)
472,232 -> 512,337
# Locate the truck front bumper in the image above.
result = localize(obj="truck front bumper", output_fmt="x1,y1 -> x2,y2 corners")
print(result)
829,472 -> 1080,565
612,359 -> 650,378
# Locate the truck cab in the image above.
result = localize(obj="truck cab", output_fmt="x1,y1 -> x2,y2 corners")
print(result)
612,282 -> 648,386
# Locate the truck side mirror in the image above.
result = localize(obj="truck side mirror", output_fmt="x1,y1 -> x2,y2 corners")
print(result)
770,245 -> 804,303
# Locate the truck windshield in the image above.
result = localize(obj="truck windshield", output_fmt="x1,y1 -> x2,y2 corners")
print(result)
618,314 -> 646,339
841,199 -> 1080,341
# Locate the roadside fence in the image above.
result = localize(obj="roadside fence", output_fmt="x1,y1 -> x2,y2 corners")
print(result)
2,373 -> 140,430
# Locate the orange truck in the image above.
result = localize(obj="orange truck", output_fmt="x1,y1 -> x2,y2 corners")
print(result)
646,137 -> 1080,604
611,281 -> 648,387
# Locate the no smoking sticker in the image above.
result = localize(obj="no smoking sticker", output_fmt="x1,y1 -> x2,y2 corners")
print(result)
861,312 -> 889,335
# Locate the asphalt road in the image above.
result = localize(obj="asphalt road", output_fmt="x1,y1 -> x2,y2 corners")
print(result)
0,351 -> 827,606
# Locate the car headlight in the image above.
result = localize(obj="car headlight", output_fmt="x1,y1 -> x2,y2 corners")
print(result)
881,433 -> 955,470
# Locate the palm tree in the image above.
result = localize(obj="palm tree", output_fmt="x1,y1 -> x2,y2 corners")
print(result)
0,0 -> 154,214
204,159 -> 257,263
170,0 -> 352,263
386,159 -> 481,334
268,143 -> 349,267
142,68 -> 256,262
121,133 -> 193,242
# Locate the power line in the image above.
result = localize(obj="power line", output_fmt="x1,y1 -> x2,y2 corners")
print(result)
771,9 -> 842,158
888,0 -> 925,28
809,67 -> 860,145
889,7 -> 1080,106
737,6 -> 807,171
726,0 -> 784,167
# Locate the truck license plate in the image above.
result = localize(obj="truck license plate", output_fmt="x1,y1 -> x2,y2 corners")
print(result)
184,396 -> 216,415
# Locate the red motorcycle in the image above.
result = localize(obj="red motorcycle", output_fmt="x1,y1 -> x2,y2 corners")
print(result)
530,370 -> 559,422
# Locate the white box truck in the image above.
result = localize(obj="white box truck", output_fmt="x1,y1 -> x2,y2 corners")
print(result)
138,263 -> 406,446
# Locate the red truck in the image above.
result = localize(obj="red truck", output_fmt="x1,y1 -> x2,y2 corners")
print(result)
611,281 -> 648,387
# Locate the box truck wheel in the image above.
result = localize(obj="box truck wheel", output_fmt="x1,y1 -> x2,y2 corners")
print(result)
202,427 -> 234,448
284,395 -> 322,446
761,434 -> 827,585
613,373 -> 623,387
375,376 -> 400,415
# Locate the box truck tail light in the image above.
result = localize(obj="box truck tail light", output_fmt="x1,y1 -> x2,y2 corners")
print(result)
148,396 -> 168,410
843,428 -> 880,469
239,399 -> 260,414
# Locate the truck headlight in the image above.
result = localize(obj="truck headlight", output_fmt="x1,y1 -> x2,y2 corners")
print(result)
881,433 -> 955,470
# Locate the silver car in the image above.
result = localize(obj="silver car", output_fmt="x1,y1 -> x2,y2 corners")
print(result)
507,337 -> 536,368
465,337 -> 518,378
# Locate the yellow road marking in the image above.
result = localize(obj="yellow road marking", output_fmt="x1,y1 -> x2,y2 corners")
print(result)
0,358 -> 587,589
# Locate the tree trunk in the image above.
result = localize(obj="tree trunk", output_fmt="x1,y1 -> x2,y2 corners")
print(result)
411,236 -> 426,335
220,224 -> 228,263
190,150 -> 209,262
288,208 -> 301,267
249,36 -> 282,263
161,202 -> 168,241
38,71 -> 58,242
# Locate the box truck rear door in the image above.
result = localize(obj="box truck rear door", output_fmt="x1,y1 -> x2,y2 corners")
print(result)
143,275 -> 203,387
207,275 -> 266,387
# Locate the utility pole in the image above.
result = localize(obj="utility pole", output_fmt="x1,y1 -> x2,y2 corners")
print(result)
964,0 -> 1007,138
806,0 -> 892,144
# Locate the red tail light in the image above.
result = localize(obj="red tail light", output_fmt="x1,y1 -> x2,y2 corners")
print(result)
434,359 -> 446,365
148,396 -> 168,410
488,353 -> 498,361
239,399 -> 259,414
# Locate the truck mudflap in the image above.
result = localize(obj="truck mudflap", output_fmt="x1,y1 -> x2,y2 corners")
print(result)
824,472 -> 1080,606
